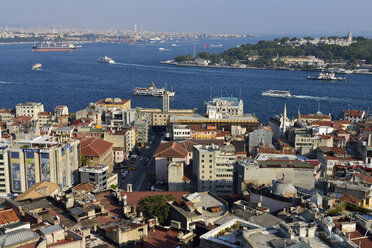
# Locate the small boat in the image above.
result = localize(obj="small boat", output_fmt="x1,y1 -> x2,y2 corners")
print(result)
210,44 -> 222,47
158,48 -> 165,51
262,90 -> 291,98
32,63 -> 42,70
98,56 -> 115,64
307,72 -> 346,81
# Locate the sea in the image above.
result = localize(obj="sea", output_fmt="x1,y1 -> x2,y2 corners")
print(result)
0,38 -> 371,123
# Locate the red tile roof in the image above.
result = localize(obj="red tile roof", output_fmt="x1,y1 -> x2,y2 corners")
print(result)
73,182 -> 96,192
71,118 -> 92,127
154,142 -> 188,158
344,110 -> 364,117
0,209 -> 20,226
81,137 -> 113,157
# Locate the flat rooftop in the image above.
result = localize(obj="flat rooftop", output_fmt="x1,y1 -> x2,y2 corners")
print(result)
170,114 -> 258,123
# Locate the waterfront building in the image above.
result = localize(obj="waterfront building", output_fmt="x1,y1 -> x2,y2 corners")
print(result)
205,97 -> 243,118
0,109 -> 14,122
343,109 -> 366,123
170,114 -> 258,131
54,105 -> 69,119
193,144 -> 237,195
15,102 -> 44,121
2,136 -> 80,193
95,98 -> 131,112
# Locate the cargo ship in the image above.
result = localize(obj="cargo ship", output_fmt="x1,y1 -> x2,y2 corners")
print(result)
32,43 -> 76,52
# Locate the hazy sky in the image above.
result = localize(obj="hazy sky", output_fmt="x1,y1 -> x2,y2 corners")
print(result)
1,0 -> 372,35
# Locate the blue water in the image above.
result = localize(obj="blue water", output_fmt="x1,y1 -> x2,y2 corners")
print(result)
0,38 -> 371,122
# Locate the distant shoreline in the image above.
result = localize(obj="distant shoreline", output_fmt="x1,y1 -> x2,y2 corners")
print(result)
160,61 -> 372,75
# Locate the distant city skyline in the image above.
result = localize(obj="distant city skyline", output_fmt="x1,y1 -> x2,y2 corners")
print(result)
1,0 -> 372,36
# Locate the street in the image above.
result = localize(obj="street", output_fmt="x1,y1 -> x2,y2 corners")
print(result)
119,134 -> 162,191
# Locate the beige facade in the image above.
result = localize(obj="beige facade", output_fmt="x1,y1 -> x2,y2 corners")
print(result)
193,145 -> 237,195
16,102 -> 44,120
101,221 -> 148,246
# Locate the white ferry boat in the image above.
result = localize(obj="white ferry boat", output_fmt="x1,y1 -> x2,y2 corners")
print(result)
32,63 -> 42,70
98,56 -> 115,64
307,72 -> 346,81
133,82 -> 175,97
262,90 -> 291,98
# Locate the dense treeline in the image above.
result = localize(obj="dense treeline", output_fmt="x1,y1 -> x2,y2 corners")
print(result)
174,36 -> 372,66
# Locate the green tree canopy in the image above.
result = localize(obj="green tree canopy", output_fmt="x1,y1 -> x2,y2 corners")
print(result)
137,194 -> 176,225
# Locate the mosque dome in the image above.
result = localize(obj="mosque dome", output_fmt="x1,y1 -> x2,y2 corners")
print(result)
272,173 -> 297,197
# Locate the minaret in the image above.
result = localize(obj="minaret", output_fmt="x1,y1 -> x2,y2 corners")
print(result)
283,104 -> 287,135
297,108 -> 301,121
347,30 -> 352,42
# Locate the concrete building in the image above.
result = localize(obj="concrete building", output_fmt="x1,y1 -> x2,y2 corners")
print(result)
205,97 -> 243,118
154,142 -> 189,182
15,102 -> 44,120
0,109 -> 14,122
247,127 -> 273,154
4,136 -> 80,193
37,112 -> 53,125
79,164 -> 109,190
163,90 -> 170,113
168,162 -> 193,192
99,220 -> 148,246
235,158 -> 318,193
172,125 -> 191,140
0,143 -> 10,195
169,192 -> 229,230
54,105 -> 69,119
95,98 -> 131,112
193,144 -> 237,195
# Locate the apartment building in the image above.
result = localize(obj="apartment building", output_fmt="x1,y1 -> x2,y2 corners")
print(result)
193,144 -> 237,195
205,97 -> 244,118
3,136 -> 80,193
15,102 -> 44,120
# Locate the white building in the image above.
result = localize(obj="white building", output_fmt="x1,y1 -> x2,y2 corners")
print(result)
16,102 -> 44,121
172,125 -> 190,140
54,105 -> 69,118
193,144 -> 237,195
269,104 -> 291,139
205,97 -> 243,119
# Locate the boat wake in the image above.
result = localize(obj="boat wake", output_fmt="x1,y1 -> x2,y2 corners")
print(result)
0,81 -> 11,84
292,95 -> 348,102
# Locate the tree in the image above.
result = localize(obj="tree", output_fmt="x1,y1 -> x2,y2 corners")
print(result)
137,195 -> 176,225
81,153 -> 89,167
110,184 -> 119,190
174,55 -> 192,63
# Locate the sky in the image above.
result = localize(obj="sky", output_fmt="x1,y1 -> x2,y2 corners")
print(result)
1,0 -> 372,35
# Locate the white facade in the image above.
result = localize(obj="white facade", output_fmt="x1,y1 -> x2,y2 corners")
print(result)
205,97 -> 243,119
172,125 -> 190,140
16,102 -> 44,120
54,105 -> 69,117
